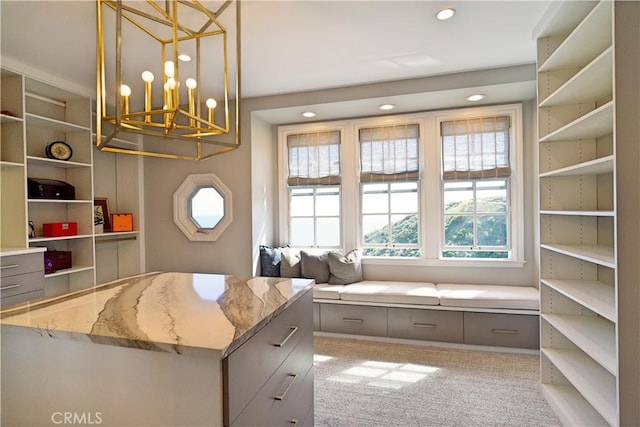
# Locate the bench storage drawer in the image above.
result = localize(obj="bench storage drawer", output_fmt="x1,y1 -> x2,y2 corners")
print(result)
320,304 -> 387,337
463,312 -> 539,349
388,308 -> 463,343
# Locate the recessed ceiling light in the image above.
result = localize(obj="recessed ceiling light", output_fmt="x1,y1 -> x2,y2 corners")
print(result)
378,104 -> 396,111
178,54 -> 192,62
466,94 -> 486,102
436,8 -> 455,20
302,111 -> 317,118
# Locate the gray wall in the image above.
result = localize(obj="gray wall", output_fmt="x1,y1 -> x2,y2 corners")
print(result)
143,65 -> 540,286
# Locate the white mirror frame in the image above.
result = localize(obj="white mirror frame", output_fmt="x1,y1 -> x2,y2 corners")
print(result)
173,173 -> 232,241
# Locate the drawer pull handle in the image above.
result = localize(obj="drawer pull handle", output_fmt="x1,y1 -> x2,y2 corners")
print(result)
343,318 -> 364,323
413,323 -> 437,328
290,419 -> 299,426
0,284 -> 21,292
492,329 -> 520,335
274,326 -> 298,348
0,264 -> 20,271
274,373 -> 298,401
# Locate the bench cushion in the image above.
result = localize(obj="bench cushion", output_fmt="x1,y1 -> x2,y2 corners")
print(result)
436,284 -> 539,310
313,283 -> 346,300
340,281 -> 439,305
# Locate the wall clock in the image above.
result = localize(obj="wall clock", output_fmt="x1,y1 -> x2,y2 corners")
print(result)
45,141 -> 73,161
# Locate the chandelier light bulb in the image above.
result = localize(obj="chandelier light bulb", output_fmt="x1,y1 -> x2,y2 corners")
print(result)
186,78 -> 197,89
166,78 -> 177,90
141,71 -> 154,83
164,61 -> 175,78
120,84 -> 131,96
206,98 -> 217,109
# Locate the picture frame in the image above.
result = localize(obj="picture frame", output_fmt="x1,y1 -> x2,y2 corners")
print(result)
94,198 -> 111,232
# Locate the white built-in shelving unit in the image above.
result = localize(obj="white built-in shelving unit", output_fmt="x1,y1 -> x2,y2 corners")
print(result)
535,1 -> 640,425
1,66 -> 145,297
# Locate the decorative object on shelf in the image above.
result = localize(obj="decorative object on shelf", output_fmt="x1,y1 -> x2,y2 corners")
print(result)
27,178 -> 75,200
42,222 -> 78,238
44,250 -> 72,274
94,205 -> 105,234
44,141 -> 73,161
94,198 -> 111,232
96,0 -> 241,161
28,221 -> 35,238
111,213 -> 133,232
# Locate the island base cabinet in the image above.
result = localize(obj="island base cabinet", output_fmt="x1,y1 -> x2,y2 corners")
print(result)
0,326 -> 224,426
230,330 -> 314,427
223,290 -> 314,426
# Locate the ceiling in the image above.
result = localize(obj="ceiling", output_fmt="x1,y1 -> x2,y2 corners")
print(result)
1,1 -> 552,122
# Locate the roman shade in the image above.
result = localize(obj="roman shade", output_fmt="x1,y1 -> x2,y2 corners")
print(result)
359,124 -> 419,182
287,131 -> 341,186
441,116 -> 511,180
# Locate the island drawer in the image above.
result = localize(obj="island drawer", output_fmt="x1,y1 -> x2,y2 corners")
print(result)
0,271 -> 45,299
230,330 -> 313,427
1,252 -> 43,278
319,304 -> 387,336
463,312 -> 539,349
0,289 -> 45,308
224,290 -> 312,425
388,308 -> 463,343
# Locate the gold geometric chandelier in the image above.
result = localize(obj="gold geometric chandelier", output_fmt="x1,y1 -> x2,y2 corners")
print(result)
96,0 -> 240,161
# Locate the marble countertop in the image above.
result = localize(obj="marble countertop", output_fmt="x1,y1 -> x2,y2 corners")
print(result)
0,272 -> 313,359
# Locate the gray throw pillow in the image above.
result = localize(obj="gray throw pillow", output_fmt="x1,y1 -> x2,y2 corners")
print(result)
300,250 -> 330,283
328,249 -> 362,285
280,251 -> 301,278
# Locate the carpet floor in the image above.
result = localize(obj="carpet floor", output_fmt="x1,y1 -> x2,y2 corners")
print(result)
313,336 -> 561,427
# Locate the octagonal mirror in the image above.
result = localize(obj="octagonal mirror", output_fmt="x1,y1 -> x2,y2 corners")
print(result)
174,174 -> 232,241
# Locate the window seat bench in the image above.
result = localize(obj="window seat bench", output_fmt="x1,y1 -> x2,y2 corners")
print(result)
313,282 -> 540,349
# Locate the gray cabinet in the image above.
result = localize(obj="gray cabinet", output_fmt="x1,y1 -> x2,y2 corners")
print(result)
388,308 -> 463,343
0,249 -> 45,307
224,290 -> 313,427
320,303 -> 387,337
463,312 -> 539,349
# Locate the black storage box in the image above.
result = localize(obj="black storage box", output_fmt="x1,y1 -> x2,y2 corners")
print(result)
44,250 -> 72,274
28,178 -> 75,200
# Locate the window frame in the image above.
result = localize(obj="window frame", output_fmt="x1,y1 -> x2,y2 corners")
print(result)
278,104 -> 525,267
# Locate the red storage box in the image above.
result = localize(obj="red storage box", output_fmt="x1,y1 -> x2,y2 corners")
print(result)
42,222 -> 77,237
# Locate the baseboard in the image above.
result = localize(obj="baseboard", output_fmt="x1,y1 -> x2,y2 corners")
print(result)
313,331 -> 540,355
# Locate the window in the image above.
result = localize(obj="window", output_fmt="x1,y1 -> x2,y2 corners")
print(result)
286,130 -> 341,248
278,104 -> 524,266
359,124 -> 420,257
440,116 -> 512,258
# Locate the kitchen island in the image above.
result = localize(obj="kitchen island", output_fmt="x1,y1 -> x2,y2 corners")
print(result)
1,272 -> 314,426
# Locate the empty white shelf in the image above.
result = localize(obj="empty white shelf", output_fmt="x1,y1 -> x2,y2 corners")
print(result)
543,313 -> 616,375
541,384 -> 608,427
541,243 -> 615,268
540,210 -> 614,217
541,278 -> 615,322
543,348 -> 617,426
540,102 -> 613,143
539,47 -> 613,107
25,113 -> 90,133
538,1 -> 612,72
539,155 -> 613,178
